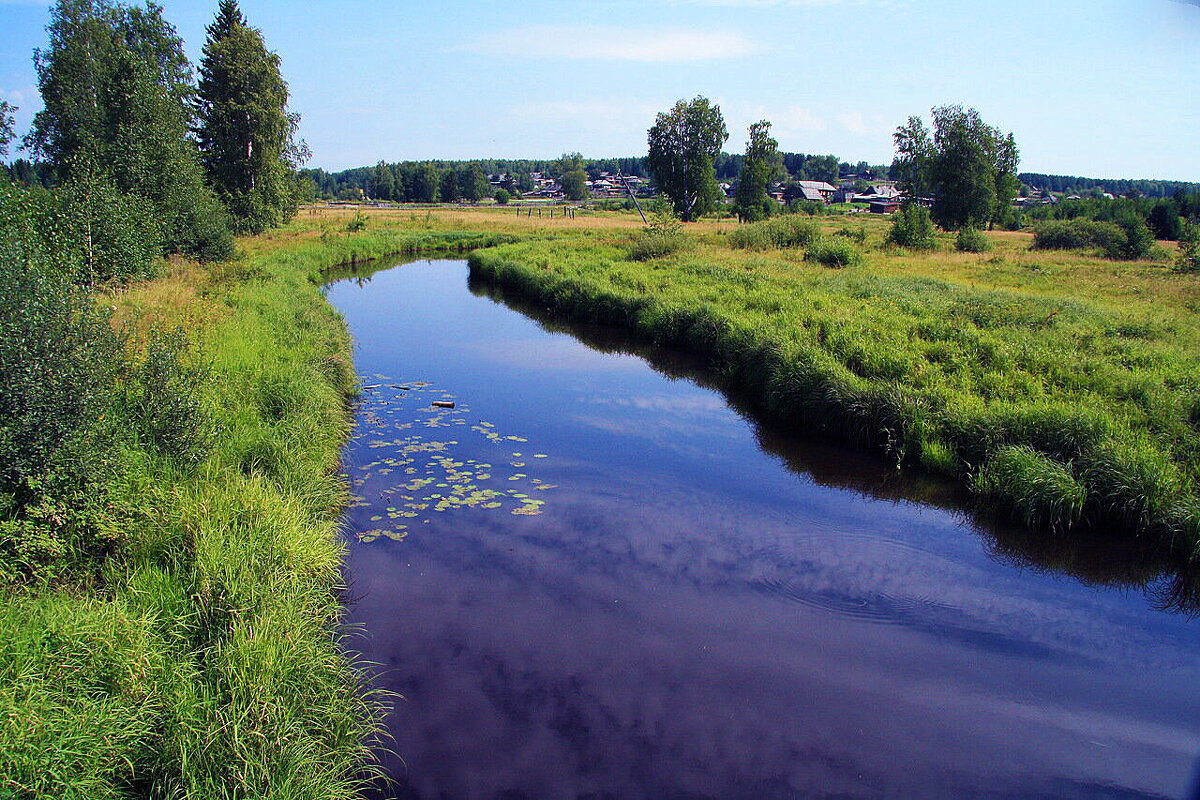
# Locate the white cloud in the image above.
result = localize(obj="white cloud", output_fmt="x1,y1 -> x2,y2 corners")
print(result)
458,24 -> 763,62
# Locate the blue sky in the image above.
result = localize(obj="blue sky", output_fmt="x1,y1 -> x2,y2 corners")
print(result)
2,0 -> 1198,180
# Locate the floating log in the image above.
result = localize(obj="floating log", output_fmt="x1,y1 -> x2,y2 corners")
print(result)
432,401 -> 456,409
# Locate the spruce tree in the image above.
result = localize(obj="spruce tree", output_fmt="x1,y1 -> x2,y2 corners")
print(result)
197,0 -> 307,233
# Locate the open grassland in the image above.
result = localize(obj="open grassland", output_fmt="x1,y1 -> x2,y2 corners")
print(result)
1,219 -> 513,798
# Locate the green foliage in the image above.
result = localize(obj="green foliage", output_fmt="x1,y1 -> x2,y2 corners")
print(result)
60,174 -> 164,284
836,225 -> 868,244
125,329 -> 220,467
560,169 -> 588,202
734,120 -> 783,223
893,105 -> 1019,230
628,213 -> 693,261
459,163 -> 488,202
955,226 -> 991,253
646,96 -> 728,222
30,0 -> 233,260
888,202 -> 937,249
1107,215 -> 1154,260
973,445 -> 1086,531
0,98 -> 14,158
197,0 -> 306,234
0,243 -> 123,577
493,188 -> 511,205
439,168 -> 460,202
1032,218 -> 1123,252
728,215 -> 820,250
345,211 -> 368,232
804,236 -> 862,268
369,160 -> 394,201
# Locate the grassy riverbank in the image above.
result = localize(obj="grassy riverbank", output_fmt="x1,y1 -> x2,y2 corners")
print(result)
449,207 -> 1195,551
1,217 -> 517,797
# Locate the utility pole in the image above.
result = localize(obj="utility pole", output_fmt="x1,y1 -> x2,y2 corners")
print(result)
617,168 -> 648,225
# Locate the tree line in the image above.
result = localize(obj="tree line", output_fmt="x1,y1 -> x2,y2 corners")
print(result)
1018,173 -> 1200,200
2,0 -> 305,284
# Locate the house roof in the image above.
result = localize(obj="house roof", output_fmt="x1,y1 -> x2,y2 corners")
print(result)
798,186 -> 826,202
796,180 -> 837,192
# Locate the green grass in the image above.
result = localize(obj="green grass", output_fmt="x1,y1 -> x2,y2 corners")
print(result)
466,219 -> 1200,552
0,222 -> 517,798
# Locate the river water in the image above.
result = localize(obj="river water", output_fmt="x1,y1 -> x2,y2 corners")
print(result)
327,258 -> 1200,799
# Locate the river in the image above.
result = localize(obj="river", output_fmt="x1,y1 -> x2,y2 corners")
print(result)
327,257 -> 1200,799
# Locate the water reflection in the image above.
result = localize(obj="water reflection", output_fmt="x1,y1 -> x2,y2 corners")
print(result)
327,259 -> 1200,799
466,273 -> 1197,611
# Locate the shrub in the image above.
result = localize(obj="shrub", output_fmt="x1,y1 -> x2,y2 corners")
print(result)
628,229 -> 692,261
345,211 -> 368,232
0,250 -> 124,575
955,226 -> 991,253
126,329 -> 220,468
493,188 -> 510,205
887,203 -> 936,250
629,212 -> 694,261
1032,218 -> 1122,252
804,236 -> 861,268
835,225 -> 867,244
1106,215 -> 1154,261
729,215 -> 820,250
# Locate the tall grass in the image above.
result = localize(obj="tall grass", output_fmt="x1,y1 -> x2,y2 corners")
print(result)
728,215 -> 820,250
469,233 -> 1200,553
0,227 -> 512,796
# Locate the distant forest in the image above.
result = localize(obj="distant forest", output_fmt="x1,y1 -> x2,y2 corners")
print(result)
1018,173 -> 1200,199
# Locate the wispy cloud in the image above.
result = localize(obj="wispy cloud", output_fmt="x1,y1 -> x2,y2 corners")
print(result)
457,24 -> 763,62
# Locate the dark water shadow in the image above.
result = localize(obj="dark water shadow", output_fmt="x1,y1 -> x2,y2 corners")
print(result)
461,271 -> 1200,615
324,253 -> 1200,612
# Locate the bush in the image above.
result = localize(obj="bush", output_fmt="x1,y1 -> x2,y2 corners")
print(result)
0,250 -> 124,575
887,203 -> 936,250
126,329 -> 220,468
1106,215 -> 1154,261
729,215 -> 820,250
804,236 -> 861,268
955,226 -> 991,253
628,229 -> 693,261
1032,218 -> 1122,253
835,225 -> 867,244
628,213 -> 693,261
493,188 -> 511,205
1176,219 -> 1199,273
345,211 -> 368,232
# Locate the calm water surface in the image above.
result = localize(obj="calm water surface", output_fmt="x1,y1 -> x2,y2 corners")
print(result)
327,258 -> 1200,799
